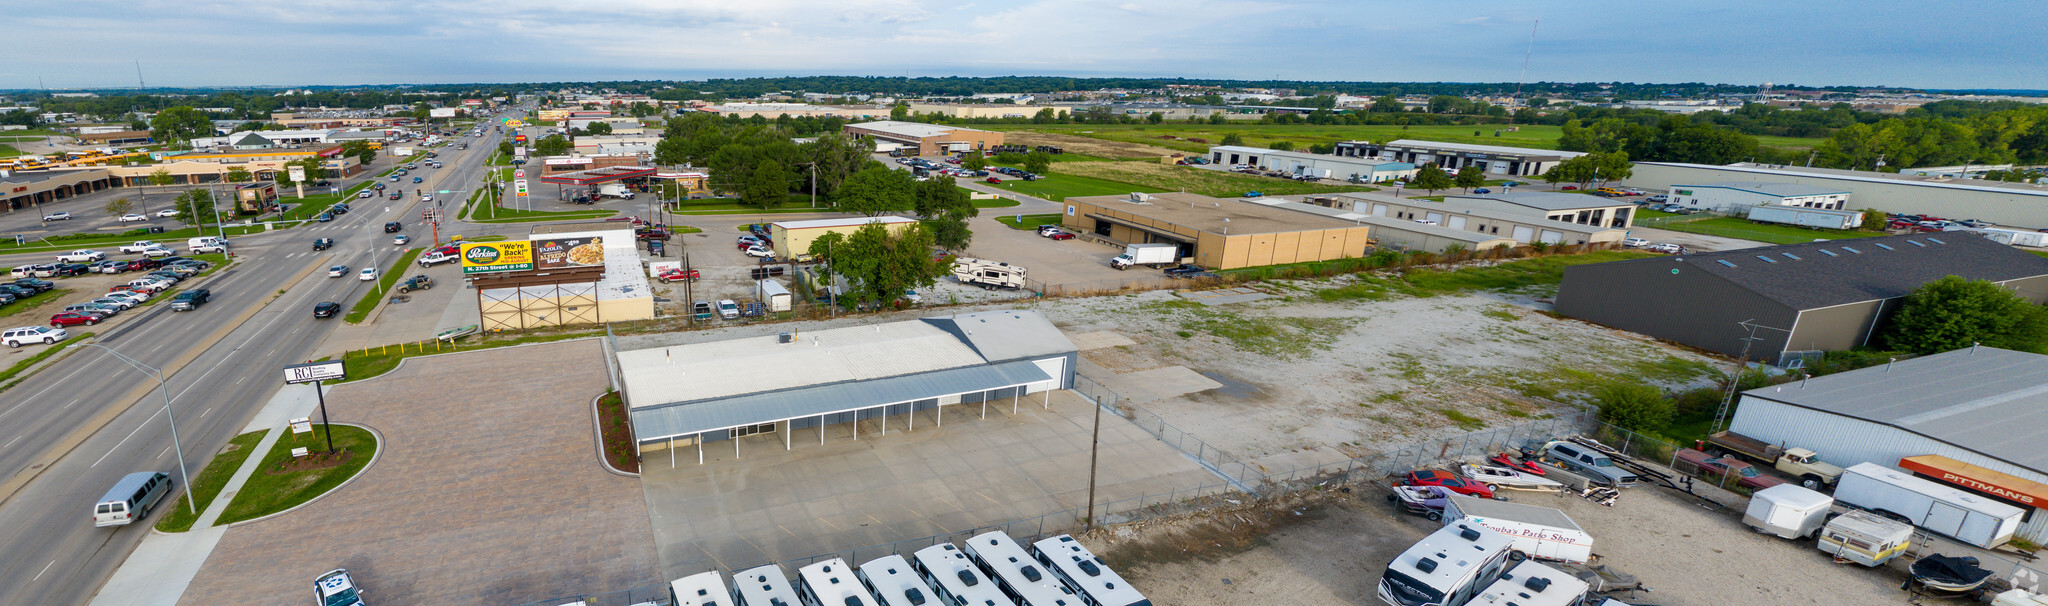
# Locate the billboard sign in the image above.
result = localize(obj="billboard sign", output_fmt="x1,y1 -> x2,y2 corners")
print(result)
533,237 -> 606,270
460,241 -> 534,274
287,165 -> 306,183
514,179 -> 528,198
429,108 -> 460,118
283,360 -> 346,384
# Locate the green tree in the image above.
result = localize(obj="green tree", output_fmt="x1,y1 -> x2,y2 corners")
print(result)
586,121 -> 613,135
1410,164 -> 1454,194
1208,113 -> 1227,125
1454,165 -> 1486,192
805,222 -> 948,308
103,197 -> 134,218
170,188 -> 218,229
832,165 -> 916,216
1268,141 -> 1294,151
1372,95 -> 1405,113
534,134 -> 571,156
889,104 -> 910,121
1146,111 -> 1164,124
1023,151 -> 1052,174
149,106 -> 214,146
225,166 -> 252,183
274,157 -> 325,187
1858,208 -> 1888,231
1595,382 -> 1674,433
962,153 -> 988,171
914,175 -> 977,250
342,140 -> 377,167
231,121 -> 267,133
497,140 -> 515,159
128,119 -> 149,131
1218,133 -> 1245,147
1881,275 -> 2048,354
742,159 -> 790,209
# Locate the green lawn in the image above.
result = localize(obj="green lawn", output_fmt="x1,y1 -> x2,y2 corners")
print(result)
0,143 -> 19,157
1644,216 -> 1883,245
0,330 -> 91,392
336,330 -> 603,384
154,430 -> 267,532
214,424 -> 377,526
995,214 -> 1063,230
343,248 -> 423,323
973,170 -> 1163,202
0,289 -> 70,318
0,225 -> 264,255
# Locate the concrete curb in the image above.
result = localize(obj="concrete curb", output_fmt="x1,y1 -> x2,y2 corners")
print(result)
0,257 -> 323,508
590,392 -> 639,478
214,422 -> 383,529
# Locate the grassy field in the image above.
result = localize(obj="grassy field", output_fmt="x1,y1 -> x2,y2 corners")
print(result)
996,214 -> 1063,230
1314,250 -> 1657,301
1052,161 -> 1376,198
343,248 -> 423,323
336,330 -> 603,384
0,330 -> 90,392
0,225 -> 265,255
986,123 -> 1828,155
0,143 -> 19,157
214,424 -> 377,526
0,289 -> 70,318
154,430 -> 267,532
976,171 -> 1165,202
1643,216 -> 1883,244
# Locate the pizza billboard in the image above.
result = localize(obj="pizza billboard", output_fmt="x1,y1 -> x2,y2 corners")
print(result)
460,241 -> 534,274
533,237 -> 606,270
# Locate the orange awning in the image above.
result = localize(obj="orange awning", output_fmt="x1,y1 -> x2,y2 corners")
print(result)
1900,455 -> 2048,508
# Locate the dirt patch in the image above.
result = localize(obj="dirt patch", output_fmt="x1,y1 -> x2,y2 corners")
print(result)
1081,344 -> 1168,374
266,448 -> 354,474
1085,488 -> 1414,604
595,391 -> 639,473
1000,131 -> 1185,159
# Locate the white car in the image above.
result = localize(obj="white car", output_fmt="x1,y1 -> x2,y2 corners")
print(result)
56,249 -> 105,263
393,235 -> 411,245
716,299 -> 740,319
117,214 -> 148,222
357,191 -> 374,199
1622,237 -> 1651,248
328,265 -> 350,278
2,326 -> 66,348
89,297 -> 137,311
43,212 -> 70,221
142,247 -> 175,258
743,246 -> 773,258
104,292 -> 149,305
154,208 -> 178,217
1648,243 -> 1684,254
358,267 -> 379,281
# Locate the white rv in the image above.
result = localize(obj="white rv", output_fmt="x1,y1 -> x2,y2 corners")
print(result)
963,531 -> 1080,606
670,571 -> 733,606
733,564 -> 803,606
797,558 -> 878,606
911,543 -> 1016,606
857,554 -> 940,606
1031,535 -> 1150,606
1377,522 -> 1517,606
952,258 -> 1027,290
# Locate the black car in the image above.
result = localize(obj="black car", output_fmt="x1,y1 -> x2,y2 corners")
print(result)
383,222 -> 402,233
312,301 -> 342,318
313,238 -> 333,251
11,279 -> 51,293
52,264 -> 88,277
1163,264 -> 1205,277
169,289 -> 210,311
317,213 -> 334,223
0,285 -> 34,298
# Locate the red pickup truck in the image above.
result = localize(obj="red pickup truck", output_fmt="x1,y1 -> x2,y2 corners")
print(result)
1675,448 -> 1787,490
655,269 -> 700,284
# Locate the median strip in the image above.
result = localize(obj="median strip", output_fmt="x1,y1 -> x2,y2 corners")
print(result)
343,248 -> 424,324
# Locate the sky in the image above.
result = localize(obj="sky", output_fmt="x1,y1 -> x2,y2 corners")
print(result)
2,0 -> 2038,91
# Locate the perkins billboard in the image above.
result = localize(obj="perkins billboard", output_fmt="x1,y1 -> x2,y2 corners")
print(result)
460,241 -> 533,275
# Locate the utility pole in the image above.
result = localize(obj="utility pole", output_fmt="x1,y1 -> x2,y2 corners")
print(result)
1712,320 -> 1792,434
1084,389 -> 1104,531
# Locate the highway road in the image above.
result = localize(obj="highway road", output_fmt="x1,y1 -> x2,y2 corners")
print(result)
0,110 -> 521,606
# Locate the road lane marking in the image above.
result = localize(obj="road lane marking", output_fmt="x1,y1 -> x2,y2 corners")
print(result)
157,446 -> 170,459
199,407 -> 210,418
33,560 -> 54,580
63,398 -> 78,410
2,435 -> 19,448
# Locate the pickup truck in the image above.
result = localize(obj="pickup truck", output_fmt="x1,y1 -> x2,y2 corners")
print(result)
655,268 -> 700,284
1540,440 -> 1640,488
169,289 -> 211,311
118,241 -> 162,254
56,250 -> 105,263
417,251 -> 458,267
1705,431 -> 1844,489
1675,448 -> 1787,490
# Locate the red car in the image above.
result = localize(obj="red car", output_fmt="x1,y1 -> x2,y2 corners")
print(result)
655,269 -> 700,283
985,176 -> 1003,184
50,311 -> 108,327
1560,185 -> 1580,191
1401,470 -> 1494,499
1048,232 -> 1075,241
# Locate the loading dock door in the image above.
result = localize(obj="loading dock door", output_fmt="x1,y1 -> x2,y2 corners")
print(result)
1538,230 -> 1565,244
1372,204 -> 1389,217
1512,226 -> 1535,242
1424,212 -> 1444,224
1446,216 -> 1467,230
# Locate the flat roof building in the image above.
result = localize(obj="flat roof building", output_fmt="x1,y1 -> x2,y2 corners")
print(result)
1556,234 -> 2048,363
1666,182 -> 1852,212
769,216 -> 920,258
1207,145 -> 1416,183
622,310 -> 1078,459
1444,191 -> 1638,229
1060,192 -> 1372,269
1334,139 -> 1585,177
0,169 -> 119,211
1249,196 -> 1515,253
1324,192 -> 1626,246
1620,162 -> 2048,230
843,121 -> 1003,156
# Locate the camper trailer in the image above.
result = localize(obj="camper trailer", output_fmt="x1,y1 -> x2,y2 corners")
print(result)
1377,522 -> 1518,606
953,258 -> 1028,289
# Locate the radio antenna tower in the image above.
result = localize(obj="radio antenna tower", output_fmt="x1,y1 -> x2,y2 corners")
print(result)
1508,19 -> 1539,125
135,60 -> 145,90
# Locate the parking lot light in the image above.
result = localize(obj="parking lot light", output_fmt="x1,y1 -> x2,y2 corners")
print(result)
69,342 -> 197,516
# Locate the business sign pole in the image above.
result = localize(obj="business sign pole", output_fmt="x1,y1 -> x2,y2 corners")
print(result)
283,360 -> 347,453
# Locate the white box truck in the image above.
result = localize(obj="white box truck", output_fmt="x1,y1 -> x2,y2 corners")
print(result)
1109,243 -> 1178,270
598,183 -> 635,199
1742,484 -> 1833,539
1745,205 -> 1863,230
755,279 -> 791,312
1442,495 -> 1595,564
1833,462 -> 2024,549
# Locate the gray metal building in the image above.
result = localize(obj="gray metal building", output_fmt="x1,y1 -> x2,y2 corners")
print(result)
1444,192 -> 1638,229
1333,139 -> 1585,176
621,310 -> 1078,461
1555,234 -> 2048,363
1728,346 -> 2048,545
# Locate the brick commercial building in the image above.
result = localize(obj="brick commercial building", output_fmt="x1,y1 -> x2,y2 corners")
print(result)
1060,192 -> 1372,270
842,121 -> 1003,156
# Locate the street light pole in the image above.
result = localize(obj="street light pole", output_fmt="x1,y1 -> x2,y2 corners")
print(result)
73,343 -> 197,515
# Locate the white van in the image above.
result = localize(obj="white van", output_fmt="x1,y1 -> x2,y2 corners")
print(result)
187,237 -> 227,253
94,471 -> 172,527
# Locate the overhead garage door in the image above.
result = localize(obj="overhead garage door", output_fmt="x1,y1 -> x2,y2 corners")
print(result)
1538,230 -> 1565,244
1447,216 -> 1467,229
1029,357 -> 1065,393
1425,212 -> 1444,224
1512,226 -> 1535,242
1372,204 -> 1389,217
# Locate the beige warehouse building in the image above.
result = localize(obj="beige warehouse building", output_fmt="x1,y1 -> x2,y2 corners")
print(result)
842,121 -> 1003,156
1061,192 -> 1372,269
770,216 -> 921,258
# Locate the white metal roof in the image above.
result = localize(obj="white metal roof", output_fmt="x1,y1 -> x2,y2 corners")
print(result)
1676,182 -> 1851,197
1381,139 -> 1587,158
771,216 -> 920,231
849,120 -> 986,139
1743,347 -> 2048,473
619,320 -> 989,408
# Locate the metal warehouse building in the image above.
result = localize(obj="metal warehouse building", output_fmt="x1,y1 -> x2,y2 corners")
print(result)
1060,192 -> 1372,270
1206,145 -> 1417,183
1666,182 -> 1852,211
1443,192 -> 1638,229
842,120 -> 1003,156
1619,162 -> 2048,230
1328,192 -> 1627,246
1728,346 -> 2048,545
622,310 -> 1077,461
1333,139 -> 1585,177
1555,233 -> 2048,364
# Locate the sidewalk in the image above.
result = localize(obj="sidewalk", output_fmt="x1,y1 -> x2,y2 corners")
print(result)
89,385 -> 324,606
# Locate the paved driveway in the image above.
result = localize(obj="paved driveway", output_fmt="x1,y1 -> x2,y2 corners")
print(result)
178,339 -> 658,605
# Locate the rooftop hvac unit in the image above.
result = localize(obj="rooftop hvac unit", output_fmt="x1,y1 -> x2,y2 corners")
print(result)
1129,192 -> 1151,202
779,332 -> 794,344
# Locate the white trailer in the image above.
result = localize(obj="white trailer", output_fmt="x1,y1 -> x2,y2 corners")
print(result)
1109,243 -> 1178,270
756,279 -> 792,312
1833,462 -> 2024,549
1742,484 -> 1833,539
953,257 -> 1027,289
1745,205 -> 1862,230
1470,562 -> 1591,606
1953,226 -> 2048,247
1442,495 -> 1595,564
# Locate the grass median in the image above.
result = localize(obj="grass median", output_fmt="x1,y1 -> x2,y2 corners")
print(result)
996,214 -> 1063,230
153,430 -> 266,532
0,331 -> 92,392
213,424 -> 377,527
342,248 -> 423,323
0,288 -> 70,318
336,329 -> 603,384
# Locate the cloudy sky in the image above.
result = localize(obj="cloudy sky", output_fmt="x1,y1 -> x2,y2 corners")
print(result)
3,0 -> 2035,90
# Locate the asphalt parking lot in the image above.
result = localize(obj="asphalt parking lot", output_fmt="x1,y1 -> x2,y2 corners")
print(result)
176,340 -> 659,605
639,388 -> 1222,578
